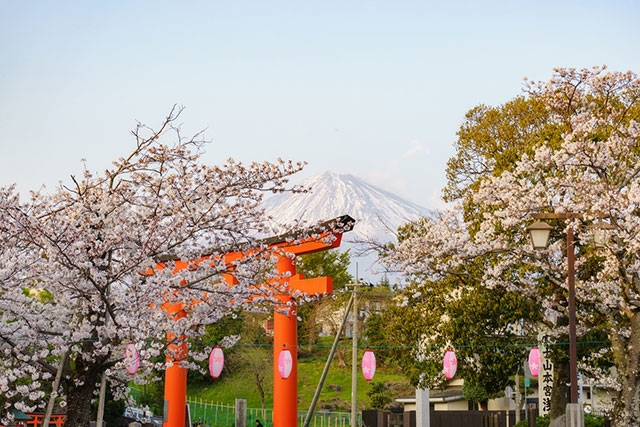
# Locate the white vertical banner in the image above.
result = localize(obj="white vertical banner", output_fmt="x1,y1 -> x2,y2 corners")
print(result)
538,343 -> 554,416
578,371 -> 583,404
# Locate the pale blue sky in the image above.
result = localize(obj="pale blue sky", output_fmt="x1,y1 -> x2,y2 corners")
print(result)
1,1 -> 639,209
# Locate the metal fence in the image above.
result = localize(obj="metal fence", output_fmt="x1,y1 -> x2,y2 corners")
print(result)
186,398 -> 356,427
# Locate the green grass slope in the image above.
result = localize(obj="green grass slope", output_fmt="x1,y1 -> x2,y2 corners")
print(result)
189,345 -> 413,412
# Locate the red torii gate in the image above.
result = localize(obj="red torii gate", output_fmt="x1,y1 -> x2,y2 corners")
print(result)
159,215 -> 354,427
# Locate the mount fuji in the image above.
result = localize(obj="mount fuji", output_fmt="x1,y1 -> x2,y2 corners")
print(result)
261,171 -> 433,280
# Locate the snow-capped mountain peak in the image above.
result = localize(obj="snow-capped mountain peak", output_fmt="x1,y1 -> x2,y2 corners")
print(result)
261,171 -> 431,243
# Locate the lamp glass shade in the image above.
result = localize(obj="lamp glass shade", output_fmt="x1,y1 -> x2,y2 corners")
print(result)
593,229 -> 606,248
528,347 -> 541,377
443,350 -> 457,380
362,350 -> 376,381
527,220 -> 553,249
278,349 -> 293,379
590,221 -> 613,248
209,346 -> 224,378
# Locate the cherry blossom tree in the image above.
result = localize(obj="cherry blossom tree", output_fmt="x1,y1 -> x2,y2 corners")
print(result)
0,106 -> 316,427
382,67 -> 640,426
380,215 -> 542,411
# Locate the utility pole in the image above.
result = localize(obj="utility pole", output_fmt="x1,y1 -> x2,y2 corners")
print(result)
351,272 -> 360,427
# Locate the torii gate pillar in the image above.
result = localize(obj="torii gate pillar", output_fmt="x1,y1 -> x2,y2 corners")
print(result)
273,255 -> 299,427
272,243 -> 345,427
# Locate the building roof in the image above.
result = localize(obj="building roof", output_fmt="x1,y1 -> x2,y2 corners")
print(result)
12,411 -> 33,421
396,389 -> 466,404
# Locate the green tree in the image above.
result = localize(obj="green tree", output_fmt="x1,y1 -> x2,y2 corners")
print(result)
378,277 -> 447,389
379,257 -> 539,410
295,249 -> 353,351
360,280 -> 394,365
237,347 -> 272,410
366,381 -> 392,409
363,313 -> 387,364
447,283 -> 541,409
227,311 -> 273,408
297,249 -> 353,291
444,95 -> 562,207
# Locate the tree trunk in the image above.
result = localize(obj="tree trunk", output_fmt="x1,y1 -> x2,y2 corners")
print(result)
611,311 -> 640,426
64,367 -> 98,427
549,362 -> 569,422
336,346 -> 346,367
256,373 -> 266,410
63,355 -> 104,427
304,304 -> 319,352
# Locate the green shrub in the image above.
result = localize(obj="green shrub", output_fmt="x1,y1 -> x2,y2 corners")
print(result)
536,414 -> 550,427
513,413 -> 605,427
584,413 -> 605,427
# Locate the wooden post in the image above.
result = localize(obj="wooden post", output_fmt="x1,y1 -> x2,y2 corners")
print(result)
43,350 -> 69,427
235,399 -> 246,427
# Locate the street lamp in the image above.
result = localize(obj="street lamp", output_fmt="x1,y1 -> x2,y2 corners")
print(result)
526,215 -> 579,405
526,220 -> 554,249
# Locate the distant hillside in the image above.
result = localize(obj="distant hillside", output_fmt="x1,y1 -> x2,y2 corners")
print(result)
188,339 -> 414,414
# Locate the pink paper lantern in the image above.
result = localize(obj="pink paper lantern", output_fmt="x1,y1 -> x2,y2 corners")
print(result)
361,350 -> 376,381
209,346 -> 224,379
124,343 -> 140,376
443,349 -> 457,380
528,347 -> 541,377
278,348 -> 293,379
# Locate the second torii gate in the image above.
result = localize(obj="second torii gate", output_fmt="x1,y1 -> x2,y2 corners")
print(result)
160,215 -> 354,427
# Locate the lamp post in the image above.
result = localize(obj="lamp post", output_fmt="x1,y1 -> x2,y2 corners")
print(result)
526,215 -> 578,405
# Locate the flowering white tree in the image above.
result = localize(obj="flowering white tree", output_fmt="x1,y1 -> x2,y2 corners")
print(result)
383,67 -> 640,426
0,106 -> 315,427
